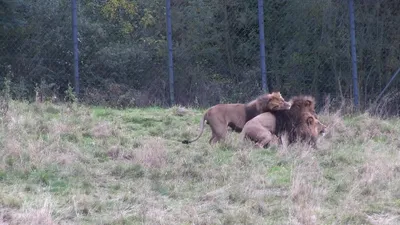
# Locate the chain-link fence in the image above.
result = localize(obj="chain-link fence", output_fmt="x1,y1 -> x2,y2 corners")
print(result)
0,0 -> 267,108
169,0 -> 266,106
0,0 -> 72,101
75,0 -> 168,107
1,0 -> 400,111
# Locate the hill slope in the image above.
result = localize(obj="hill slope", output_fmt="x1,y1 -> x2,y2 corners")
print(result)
1,102 -> 400,225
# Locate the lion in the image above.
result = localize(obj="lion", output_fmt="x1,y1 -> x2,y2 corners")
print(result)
295,111 -> 327,148
181,92 -> 292,144
241,95 -> 326,148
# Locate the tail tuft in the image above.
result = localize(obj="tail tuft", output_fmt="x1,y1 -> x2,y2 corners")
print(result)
182,140 -> 190,144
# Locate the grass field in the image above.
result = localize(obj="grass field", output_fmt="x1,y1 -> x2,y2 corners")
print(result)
1,101 -> 400,225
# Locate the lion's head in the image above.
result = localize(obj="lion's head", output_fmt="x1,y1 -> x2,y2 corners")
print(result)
257,92 -> 292,112
304,112 -> 327,140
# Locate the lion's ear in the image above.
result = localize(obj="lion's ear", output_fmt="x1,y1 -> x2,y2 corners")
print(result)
258,95 -> 272,111
306,116 -> 314,126
305,100 -> 312,107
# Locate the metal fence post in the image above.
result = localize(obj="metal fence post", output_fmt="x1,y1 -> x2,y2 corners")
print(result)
166,0 -> 175,106
71,0 -> 80,98
257,0 -> 268,93
348,0 -> 359,108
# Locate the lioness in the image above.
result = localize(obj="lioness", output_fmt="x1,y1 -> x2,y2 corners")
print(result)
182,92 -> 292,144
242,95 -> 326,148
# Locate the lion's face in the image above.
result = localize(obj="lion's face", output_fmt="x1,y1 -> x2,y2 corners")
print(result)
306,114 -> 327,138
260,92 -> 292,111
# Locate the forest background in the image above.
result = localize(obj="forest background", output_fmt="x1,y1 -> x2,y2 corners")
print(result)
1,0 -> 400,113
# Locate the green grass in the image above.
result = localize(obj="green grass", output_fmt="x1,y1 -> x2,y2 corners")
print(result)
1,101 -> 400,224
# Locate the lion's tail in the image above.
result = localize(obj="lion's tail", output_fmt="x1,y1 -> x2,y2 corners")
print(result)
182,113 -> 207,144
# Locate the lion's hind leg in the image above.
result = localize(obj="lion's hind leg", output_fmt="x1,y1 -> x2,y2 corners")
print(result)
243,124 -> 276,149
258,133 -> 280,148
209,122 -> 228,144
256,130 -> 279,149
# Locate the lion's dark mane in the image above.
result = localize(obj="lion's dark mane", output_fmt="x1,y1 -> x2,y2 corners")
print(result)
270,95 -> 316,143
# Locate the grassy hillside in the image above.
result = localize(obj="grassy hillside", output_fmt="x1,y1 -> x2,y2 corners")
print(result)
1,101 -> 400,225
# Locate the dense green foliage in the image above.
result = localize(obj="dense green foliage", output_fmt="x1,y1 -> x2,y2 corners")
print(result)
1,0 -> 400,110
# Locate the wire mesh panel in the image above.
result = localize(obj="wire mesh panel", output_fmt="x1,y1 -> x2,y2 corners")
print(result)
0,0 -> 72,101
77,0 -> 168,107
1,0 -> 400,111
261,0 -> 347,104
170,0 -> 264,106
262,0 -> 400,111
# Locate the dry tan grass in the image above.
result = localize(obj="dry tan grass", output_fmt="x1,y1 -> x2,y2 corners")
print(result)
134,137 -> 168,169
91,121 -> 113,138
1,100 -> 400,224
1,199 -> 57,225
289,148 -> 323,225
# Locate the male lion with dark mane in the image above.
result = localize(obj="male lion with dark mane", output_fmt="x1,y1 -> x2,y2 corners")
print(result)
241,95 -> 327,149
295,111 -> 327,148
182,92 -> 292,144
